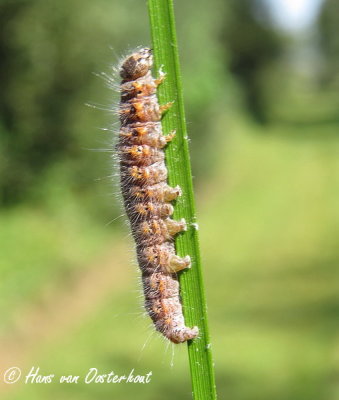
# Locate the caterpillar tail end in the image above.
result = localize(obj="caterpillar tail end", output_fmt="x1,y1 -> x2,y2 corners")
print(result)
167,325 -> 199,344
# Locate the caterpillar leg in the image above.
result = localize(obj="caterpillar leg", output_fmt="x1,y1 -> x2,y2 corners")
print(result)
163,184 -> 181,201
165,218 -> 187,236
155,67 -> 174,114
165,130 -> 176,143
157,130 -> 176,148
167,254 -> 191,273
160,101 -> 174,114
155,66 -> 166,86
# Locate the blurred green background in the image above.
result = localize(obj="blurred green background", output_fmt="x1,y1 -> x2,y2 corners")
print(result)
1,0 -> 339,399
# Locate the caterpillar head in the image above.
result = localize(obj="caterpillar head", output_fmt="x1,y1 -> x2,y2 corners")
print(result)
120,48 -> 153,81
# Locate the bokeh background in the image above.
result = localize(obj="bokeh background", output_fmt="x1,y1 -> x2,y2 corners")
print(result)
1,0 -> 339,399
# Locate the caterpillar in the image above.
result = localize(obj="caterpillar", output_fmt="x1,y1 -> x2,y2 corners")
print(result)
117,48 -> 199,343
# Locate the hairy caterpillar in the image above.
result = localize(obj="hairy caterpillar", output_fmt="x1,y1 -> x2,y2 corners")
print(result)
117,48 -> 199,343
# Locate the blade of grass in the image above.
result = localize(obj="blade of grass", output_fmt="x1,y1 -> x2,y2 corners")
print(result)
147,1 -> 217,398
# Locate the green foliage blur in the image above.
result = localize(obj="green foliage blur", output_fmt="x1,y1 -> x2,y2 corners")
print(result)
0,0 -> 338,399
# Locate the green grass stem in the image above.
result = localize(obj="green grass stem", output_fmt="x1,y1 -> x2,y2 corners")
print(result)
147,1 -> 217,398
